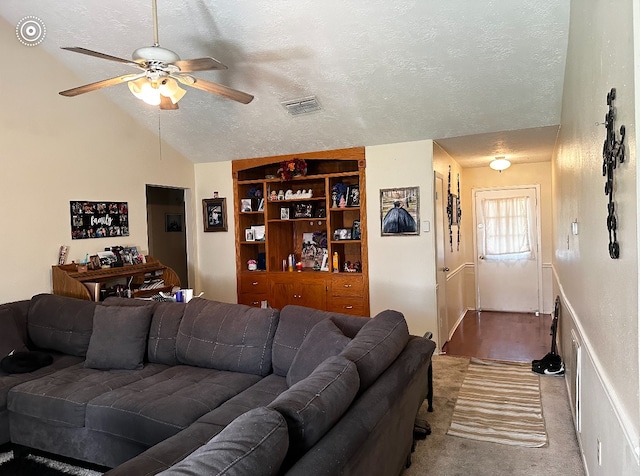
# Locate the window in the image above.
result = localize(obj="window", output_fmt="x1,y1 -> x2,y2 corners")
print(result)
482,196 -> 533,260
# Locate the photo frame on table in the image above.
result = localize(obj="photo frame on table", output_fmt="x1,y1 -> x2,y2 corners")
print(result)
203,198 -> 228,232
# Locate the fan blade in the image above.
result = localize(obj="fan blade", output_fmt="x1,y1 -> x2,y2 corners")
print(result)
61,47 -> 143,68
59,73 -> 144,97
159,95 -> 179,110
178,76 -> 254,104
173,57 -> 228,72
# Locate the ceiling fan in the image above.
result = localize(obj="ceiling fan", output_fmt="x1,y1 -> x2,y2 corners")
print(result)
58,0 -> 253,109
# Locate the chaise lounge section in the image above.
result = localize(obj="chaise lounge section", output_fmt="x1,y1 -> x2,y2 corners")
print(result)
0,293 -> 435,475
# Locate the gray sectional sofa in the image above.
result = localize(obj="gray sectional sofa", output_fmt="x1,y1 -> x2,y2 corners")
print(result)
0,293 -> 435,475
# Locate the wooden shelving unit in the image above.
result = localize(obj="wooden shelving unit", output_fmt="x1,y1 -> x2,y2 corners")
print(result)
52,256 -> 180,301
232,147 -> 369,315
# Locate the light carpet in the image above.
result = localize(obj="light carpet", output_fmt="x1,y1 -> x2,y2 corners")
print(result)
446,357 -> 547,447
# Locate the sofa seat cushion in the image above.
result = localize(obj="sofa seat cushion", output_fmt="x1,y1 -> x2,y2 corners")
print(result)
27,294 -> 97,357
157,407 -> 289,476
286,318 -> 351,387
86,365 -> 262,446
7,363 -> 168,428
269,355 -> 359,460
176,299 -> 279,377
104,374 -> 288,476
340,309 -> 409,391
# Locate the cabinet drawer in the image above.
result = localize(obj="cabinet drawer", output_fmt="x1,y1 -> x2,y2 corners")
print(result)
240,274 -> 268,294
330,276 -> 364,297
327,297 -> 366,316
238,293 -> 268,308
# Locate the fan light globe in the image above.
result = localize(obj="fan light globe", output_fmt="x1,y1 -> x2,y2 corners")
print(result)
489,157 -> 511,171
159,78 -> 186,104
128,78 -> 161,106
132,45 -> 180,64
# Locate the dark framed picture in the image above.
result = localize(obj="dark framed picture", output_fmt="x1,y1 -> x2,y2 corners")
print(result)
294,202 -> 314,218
88,254 -> 101,270
165,213 -> 183,232
203,198 -> 228,232
380,186 -> 420,236
280,207 -> 290,220
347,185 -> 360,207
352,219 -> 361,240
315,204 -> 326,218
240,198 -> 253,212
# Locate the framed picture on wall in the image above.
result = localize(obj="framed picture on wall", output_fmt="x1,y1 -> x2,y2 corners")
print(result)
203,198 -> 228,232
165,213 -> 183,232
380,186 -> 420,236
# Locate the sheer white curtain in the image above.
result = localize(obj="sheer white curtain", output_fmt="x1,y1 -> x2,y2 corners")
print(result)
482,196 -> 533,260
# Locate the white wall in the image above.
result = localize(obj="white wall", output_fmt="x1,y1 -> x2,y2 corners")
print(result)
365,140 -> 438,337
0,18 -> 195,303
554,0 -> 640,473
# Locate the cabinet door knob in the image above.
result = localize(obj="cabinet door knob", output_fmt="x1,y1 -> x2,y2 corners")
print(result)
252,282 -> 259,286
252,301 -> 259,305
343,284 -> 352,288
345,305 -> 353,309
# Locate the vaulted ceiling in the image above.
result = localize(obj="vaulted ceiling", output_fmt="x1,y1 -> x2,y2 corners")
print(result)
1,1 -> 569,165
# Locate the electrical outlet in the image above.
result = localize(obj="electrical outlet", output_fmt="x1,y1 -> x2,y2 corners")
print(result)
597,438 -> 602,466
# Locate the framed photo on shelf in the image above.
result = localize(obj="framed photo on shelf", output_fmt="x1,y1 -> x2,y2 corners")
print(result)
257,198 -> 265,211
352,219 -> 361,240
203,198 -> 228,232
88,254 -> 101,270
334,228 -> 352,240
280,207 -> 290,220
245,228 -> 255,242
347,185 -> 360,207
251,225 -> 265,241
241,198 -> 253,212
294,202 -> 314,219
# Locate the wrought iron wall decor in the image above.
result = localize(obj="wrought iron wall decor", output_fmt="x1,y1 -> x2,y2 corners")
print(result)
446,167 -> 462,252
602,87 -> 626,259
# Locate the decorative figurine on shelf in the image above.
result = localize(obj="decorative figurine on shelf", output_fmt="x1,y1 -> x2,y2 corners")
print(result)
277,190 -> 285,200
247,259 -> 257,271
332,182 -> 348,208
313,261 -> 321,271
339,195 -> 347,208
270,190 -> 277,201
285,189 -> 294,200
331,191 -> 338,208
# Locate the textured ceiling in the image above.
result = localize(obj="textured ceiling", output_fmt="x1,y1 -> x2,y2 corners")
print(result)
1,1 -> 570,164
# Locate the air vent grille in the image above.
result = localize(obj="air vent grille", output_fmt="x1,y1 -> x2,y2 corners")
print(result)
281,96 -> 322,116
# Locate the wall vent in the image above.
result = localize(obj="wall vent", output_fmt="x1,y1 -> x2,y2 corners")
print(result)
281,96 -> 322,116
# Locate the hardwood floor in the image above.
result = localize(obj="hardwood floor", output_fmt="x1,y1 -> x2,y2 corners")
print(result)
442,310 -> 553,362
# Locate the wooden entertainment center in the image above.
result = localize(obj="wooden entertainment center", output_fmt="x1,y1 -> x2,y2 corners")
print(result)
232,147 -> 369,315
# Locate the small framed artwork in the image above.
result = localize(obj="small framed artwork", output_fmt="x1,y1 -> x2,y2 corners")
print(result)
241,198 -> 253,212
315,204 -> 326,218
88,254 -> 101,270
352,219 -> 361,240
380,186 -> 420,236
251,225 -> 265,241
165,213 -> 183,232
245,228 -> 255,242
203,198 -> 228,232
280,207 -> 290,220
257,198 -> 265,211
334,228 -> 352,240
347,185 -> 360,207
450,194 -> 459,225
294,202 -> 314,218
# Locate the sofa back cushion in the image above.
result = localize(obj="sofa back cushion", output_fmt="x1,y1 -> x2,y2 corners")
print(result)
340,309 -> 409,392
157,407 -> 288,476
176,299 -> 279,377
286,318 -> 351,387
27,294 -> 97,357
272,306 -> 368,377
269,355 -> 359,461
0,308 -> 29,358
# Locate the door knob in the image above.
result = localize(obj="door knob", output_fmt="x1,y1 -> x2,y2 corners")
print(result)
442,267 -> 450,272
479,255 -> 485,260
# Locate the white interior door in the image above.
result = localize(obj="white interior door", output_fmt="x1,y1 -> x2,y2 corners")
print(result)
434,174 -> 448,349
474,186 -> 541,313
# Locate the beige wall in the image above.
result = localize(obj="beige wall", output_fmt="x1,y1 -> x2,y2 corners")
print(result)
553,0 -> 639,473
365,140 -> 437,337
0,19 -> 195,302
461,161 -> 554,313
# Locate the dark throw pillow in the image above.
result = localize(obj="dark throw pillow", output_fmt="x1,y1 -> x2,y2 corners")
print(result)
0,308 -> 28,358
84,305 -> 153,370
1,351 -> 53,374
286,318 -> 351,387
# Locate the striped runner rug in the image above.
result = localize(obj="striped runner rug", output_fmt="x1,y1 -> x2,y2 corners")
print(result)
446,358 -> 548,447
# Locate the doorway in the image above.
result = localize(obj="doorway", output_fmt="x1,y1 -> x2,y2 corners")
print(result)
434,173 -> 449,350
473,186 -> 542,313
146,185 -> 188,287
